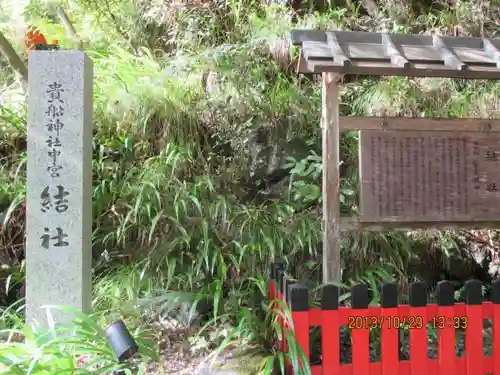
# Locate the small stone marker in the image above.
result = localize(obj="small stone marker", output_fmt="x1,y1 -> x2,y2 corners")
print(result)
26,51 -> 93,327
360,130 -> 500,222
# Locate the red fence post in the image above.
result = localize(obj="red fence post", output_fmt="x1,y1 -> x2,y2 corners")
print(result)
492,280 -> 500,374
270,268 -> 500,375
464,280 -> 484,375
350,284 -> 370,375
283,276 -> 293,365
322,284 -> 340,374
380,283 -> 399,375
409,282 -> 428,375
436,281 -> 456,374
277,268 -> 287,355
269,280 -> 276,301
289,284 -> 310,375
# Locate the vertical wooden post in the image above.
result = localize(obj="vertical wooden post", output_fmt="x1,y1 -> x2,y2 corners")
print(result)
322,72 -> 341,283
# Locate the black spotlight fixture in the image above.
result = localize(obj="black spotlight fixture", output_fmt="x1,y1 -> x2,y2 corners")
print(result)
106,320 -> 139,374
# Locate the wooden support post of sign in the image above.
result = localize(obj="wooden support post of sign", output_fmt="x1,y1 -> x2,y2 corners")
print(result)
322,72 -> 341,283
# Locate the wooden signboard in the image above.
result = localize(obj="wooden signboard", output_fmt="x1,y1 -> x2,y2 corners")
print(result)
359,130 -> 500,222
292,28 -> 500,282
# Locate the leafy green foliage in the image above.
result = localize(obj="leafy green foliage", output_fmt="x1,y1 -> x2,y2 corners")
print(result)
0,306 -> 157,374
1,0 -> 497,373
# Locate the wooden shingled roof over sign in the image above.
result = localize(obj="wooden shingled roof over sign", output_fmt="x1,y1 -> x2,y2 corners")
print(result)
291,29 -> 500,79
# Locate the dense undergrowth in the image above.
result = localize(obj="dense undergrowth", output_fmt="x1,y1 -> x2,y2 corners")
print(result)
1,0 -> 500,373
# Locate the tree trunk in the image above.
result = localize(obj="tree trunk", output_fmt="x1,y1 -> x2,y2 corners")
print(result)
0,31 -> 28,83
56,7 -> 83,49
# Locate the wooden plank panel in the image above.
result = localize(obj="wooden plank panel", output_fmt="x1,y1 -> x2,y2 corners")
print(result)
307,59 -> 500,79
303,41 -> 334,61
345,43 -> 389,60
294,30 -> 500,51
484,38 -> 500,52
339,116 -> 500,132
441,35 -> 484,49
390,34 -> 433,47
334,30 -> 381,44
483,38 -> 500,67
291,29 -> 327,45
359,131 -> 500,223
339,217 -> 500,231
453,48 -> 495,65
293,30 -> 495,49
400,45 -> 442,62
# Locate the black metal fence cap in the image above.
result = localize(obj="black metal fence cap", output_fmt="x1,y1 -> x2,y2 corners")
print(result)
276,269 -> 285,293
321,284 -> 339,310
380,283 -> 398,308
105,320 -> 139,361
436,281 -> 455,306
465,279 -> 483,305
409,282 -> 427,307
289,284 -> 309,312
493,279 -> 500,304
271,261 -> 285,280
351,284 -> 369,309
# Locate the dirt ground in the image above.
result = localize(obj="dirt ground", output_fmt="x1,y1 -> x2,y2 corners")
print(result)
143,317 -> 268,375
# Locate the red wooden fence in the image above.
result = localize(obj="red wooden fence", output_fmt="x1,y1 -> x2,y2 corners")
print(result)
269,261 -> 500,375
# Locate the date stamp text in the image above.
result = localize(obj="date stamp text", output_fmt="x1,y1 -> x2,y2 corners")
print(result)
348,315 -> 468,329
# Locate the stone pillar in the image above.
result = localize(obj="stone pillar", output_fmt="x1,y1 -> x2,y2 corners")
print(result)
26,51 -> 93,328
